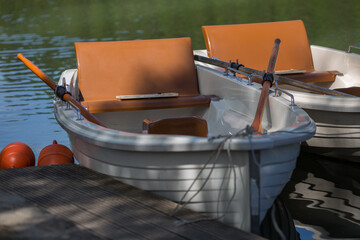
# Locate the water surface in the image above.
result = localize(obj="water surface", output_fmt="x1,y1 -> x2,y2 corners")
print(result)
1,1 -> 359,239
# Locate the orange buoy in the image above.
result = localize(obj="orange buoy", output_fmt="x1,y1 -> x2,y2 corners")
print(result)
37,140 -> 74,166
0,142 -> 35,169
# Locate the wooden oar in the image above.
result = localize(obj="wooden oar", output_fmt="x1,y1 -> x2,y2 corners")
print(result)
193,55 -> 352,97
17,53 -> 106,127
251,39 -> 281,133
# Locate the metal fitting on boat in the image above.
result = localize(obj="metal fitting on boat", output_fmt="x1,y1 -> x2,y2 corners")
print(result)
55,85 -> 71,101
229,61 -> 244,70
262,73 -> 274,87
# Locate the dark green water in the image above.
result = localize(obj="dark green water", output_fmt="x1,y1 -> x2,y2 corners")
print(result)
1,1 -> 359,239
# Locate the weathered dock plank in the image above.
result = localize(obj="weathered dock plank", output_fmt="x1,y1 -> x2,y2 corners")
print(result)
0,164 -> 264,240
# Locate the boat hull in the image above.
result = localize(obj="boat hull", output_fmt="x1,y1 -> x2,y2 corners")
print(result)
55,65 -> 315,232
66,130 -> 300,231
300,108 -> 360,161
195,46 -> 360,162
288,46 -> 360,162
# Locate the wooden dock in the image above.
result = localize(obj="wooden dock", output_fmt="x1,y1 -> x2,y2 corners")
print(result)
0,164 -> 264,240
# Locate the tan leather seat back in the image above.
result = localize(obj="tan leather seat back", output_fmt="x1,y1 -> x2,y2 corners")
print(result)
75,38 -> 199,102
202,20 -> 315,72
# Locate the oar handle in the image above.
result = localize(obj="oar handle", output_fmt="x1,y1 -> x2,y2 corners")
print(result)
267,38 -> 280,73
251,39 -> 281,133
17,53 -> 106,127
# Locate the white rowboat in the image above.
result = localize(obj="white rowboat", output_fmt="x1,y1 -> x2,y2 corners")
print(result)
49,38 -> 315,233
200,20 -> 360,162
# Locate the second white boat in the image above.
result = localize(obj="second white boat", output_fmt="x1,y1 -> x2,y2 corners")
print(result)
200,20 -> 360,162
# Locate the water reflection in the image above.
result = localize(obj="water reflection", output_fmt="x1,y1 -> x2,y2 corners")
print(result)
281,152 -> 360,239
0,42 -> 70,157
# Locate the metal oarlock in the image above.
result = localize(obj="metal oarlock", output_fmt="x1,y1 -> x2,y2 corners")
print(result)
273,81 -> 295,106
66,100 -> 84,121
347,45 -> 360,53
229,60 -> 237,77
61,79 -> 71,110
66,102 -> 71,111
226,66 -> 258,85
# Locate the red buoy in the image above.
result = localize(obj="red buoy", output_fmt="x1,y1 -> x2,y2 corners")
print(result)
0,142 -> 35,169
38,140 -> 74,166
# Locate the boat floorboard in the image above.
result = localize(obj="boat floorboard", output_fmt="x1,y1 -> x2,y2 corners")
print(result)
0,164 -> 263,240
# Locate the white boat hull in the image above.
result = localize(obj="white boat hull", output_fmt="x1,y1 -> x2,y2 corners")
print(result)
287,46 -> 360,161
300,108 -> 360,161
196,46 -> 360,162
55,66 -> 315,232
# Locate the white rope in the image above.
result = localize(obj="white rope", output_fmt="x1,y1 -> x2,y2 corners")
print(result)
171,134 -> 230,217
172,127 -> 248,224
172,125 -> 311,236
271,203 -> 286,240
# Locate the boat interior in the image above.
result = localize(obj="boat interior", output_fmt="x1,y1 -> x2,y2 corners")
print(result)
201,20 -> 360,96
64,37 -> 306,137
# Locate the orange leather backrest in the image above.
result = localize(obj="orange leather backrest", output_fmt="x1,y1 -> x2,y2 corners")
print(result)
75,38 -> 199,101
202,20 -> 314,72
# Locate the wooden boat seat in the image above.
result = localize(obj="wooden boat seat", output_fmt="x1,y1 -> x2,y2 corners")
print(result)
333,87 -> 360,97
202,20 -> 340,84
78,96 -> 211,113
75,38 -> 211,113
281,71 -> 339,83
143,116 -> 208,137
